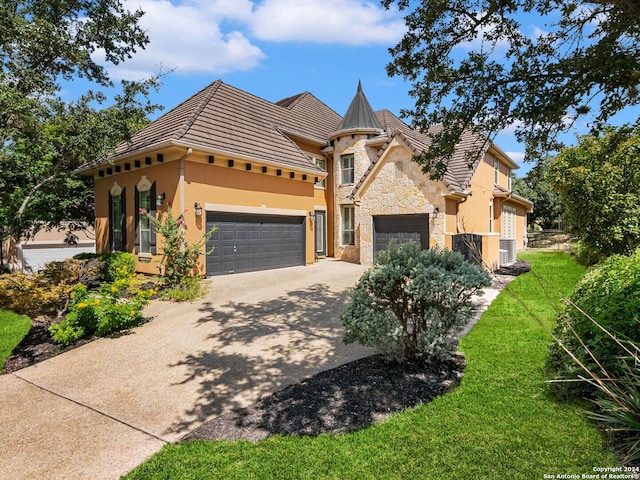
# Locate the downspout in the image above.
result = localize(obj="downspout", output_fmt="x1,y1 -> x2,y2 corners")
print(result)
179,148 -> 193,250
455,191 -> 470,233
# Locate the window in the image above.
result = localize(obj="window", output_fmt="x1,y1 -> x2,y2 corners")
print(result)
313,157 -> 326,188
489,201 -> 494,233
139,189 -> 151,252
109,183 -> 126,252
494,158 -> 500,185
341,154 -> 354,184
502,205 -> 516,239
135,176 -> 156,254
341,205 -> 355,245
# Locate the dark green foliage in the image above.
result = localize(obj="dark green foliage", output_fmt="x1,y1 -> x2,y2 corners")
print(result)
547,250 -> 640,400
383,0 -> 640,174
0,0 -> 163,242
72,251 -> 136,283
341,242 -> 491,363
548,124 -> 640,265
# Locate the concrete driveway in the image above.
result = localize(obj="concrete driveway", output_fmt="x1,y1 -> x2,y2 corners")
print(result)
0,260 -> 374,480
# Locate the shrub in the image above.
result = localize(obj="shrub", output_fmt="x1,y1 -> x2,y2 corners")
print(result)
72,252 -> 136,283
143,207 -> 216,288
103,252 -> 136,282
160,276 -> 209,302
547,250 -> 640,399
49,271 -> 156,347
0,258 -> 111,317
341,242 -> 492,363
589,358 -> 640,465
0,271 -> 75,317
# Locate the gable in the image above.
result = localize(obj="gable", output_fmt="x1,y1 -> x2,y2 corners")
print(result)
353,136 -> 448,203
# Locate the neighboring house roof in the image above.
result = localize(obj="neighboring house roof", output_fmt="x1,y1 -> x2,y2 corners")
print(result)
336,80 -> 383,132
88,80 -> 343,175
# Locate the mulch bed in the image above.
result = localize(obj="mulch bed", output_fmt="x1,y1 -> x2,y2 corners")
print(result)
2,316 -> 93,374
183,353 -> 465,443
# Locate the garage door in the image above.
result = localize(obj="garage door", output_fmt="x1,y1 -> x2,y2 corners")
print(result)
206,212 -> 305,276
373,214 -> 430,254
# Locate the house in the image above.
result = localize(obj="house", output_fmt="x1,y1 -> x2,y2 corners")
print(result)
80,80 -> 532,276
5,225 -> 95,272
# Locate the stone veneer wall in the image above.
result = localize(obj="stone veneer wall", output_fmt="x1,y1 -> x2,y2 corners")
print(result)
333,134 -> 377,263
357,145 -> 446,265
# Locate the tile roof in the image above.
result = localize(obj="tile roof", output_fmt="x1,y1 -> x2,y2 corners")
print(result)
106,80 -> 343,174
93,80 -> 513,192
351,109 -> 489,196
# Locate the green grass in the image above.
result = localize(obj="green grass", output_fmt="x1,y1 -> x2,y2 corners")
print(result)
124,252 -> 618,479
0,308 -> 31,372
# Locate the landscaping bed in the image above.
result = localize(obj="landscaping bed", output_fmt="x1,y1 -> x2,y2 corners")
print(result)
184,353 -> 465,442
2,316 -> 60,373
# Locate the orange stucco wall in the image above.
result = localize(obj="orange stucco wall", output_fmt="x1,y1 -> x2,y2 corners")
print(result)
444,151 -> 529,269
93,148 -> 328,275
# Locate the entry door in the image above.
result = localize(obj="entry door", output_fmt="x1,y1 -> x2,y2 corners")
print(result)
314,210 -> 326,257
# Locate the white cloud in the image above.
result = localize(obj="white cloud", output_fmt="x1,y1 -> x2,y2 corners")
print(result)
102,0 -> 265,80
497,120 -> 523,135
249,0 -> 406,45
505,151 -> 525,163
98,0 -> 405,80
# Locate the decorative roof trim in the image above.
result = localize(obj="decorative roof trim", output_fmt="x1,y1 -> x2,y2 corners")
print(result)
80,139 -> 327,177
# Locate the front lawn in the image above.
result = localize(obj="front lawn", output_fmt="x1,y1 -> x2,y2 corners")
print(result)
0,309 -> 31,372
124,252 -> 617,479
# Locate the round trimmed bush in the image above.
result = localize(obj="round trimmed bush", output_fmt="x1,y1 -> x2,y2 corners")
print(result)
341,242 -> 491,364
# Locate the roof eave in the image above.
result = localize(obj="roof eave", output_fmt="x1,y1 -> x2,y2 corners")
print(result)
77,139 -> 177,174
79,138 -> 327,178
489,142 -> 520,169
278,128 -> 330,148
330,127 -> 385,140
170,140 -> 327,177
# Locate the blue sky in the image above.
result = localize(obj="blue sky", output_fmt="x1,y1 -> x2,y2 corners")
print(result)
63,0 -> 637,178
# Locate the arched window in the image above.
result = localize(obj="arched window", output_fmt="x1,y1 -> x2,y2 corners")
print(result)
108,183 -> 126,252
135,176 -> 157,254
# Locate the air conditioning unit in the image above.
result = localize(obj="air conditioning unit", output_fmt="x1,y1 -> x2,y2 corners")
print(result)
499,238 -> 516,265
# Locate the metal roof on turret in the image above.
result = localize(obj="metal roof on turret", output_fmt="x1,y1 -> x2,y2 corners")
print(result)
335,80 -> 383,133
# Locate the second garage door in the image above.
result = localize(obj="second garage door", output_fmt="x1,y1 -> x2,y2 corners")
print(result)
373,214 -> 430,254
206,212 -> 305,276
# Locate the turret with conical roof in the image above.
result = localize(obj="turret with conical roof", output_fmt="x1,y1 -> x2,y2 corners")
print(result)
334,81 -> 383,135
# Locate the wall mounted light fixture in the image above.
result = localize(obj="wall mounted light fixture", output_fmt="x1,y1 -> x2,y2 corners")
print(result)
156,193 -> 166,207
432,207 -> 440,218
308,211 -> 316,222
194,202 -> 203,216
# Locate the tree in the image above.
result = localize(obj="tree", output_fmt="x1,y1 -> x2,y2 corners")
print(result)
512,158 -> 563,229
341,242 -> 491,363
0,85 -> 158,241
383,0 -> 640,178
0,1 -> 161,242
548,123 -> 640,264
